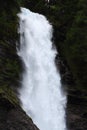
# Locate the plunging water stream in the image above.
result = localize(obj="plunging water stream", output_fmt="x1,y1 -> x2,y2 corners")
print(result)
17,7 -> 67,130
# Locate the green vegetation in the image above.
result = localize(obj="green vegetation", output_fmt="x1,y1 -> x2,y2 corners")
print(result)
44,0 -> 87,91
62,0 -> 87,90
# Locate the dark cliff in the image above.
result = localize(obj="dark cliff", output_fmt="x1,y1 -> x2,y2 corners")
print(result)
0,0 -> 87,130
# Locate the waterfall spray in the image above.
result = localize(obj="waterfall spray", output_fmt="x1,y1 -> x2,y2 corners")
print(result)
17,7 -> 67,130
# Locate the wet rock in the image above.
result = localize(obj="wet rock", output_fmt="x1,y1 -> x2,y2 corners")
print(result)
0,97 -> 39,130
67,99 -> 87,130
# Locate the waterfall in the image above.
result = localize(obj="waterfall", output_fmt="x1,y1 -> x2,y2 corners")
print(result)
17,7 -> 67,130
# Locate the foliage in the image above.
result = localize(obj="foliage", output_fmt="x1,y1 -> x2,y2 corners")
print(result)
63,0 -> 87,89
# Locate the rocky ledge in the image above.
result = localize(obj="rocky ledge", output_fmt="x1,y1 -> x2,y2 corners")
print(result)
0,95 -> 39,130
67,94 -> 87,130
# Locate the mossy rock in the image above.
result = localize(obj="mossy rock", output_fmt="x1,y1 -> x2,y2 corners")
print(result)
0,85 -> 19,106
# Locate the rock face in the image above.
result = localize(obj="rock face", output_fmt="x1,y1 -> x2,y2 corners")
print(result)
67,95 -> 87,130
0,97 -> 39,130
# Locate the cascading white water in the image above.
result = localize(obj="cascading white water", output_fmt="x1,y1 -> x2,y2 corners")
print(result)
17,7 -> 67,130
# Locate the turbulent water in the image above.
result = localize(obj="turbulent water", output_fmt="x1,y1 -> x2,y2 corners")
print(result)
17,7 -> 67,130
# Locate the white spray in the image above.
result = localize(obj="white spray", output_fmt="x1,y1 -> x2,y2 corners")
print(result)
17,7 -> 67,130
